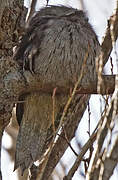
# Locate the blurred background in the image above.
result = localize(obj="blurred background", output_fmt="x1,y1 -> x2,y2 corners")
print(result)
1,0 -> 117,179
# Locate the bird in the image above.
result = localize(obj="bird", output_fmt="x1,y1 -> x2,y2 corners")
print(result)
13,5 -> 101,174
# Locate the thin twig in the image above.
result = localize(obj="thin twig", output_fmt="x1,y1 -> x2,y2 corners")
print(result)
96,51 -> 104,94
41,95 -> 90,180
27,0 -> 37,21
79,0 -> 85,10
52,88 -> 57,133
58,127 -> 78,157
86,2 -> 118,179
46,0 -> 49,6
87,102 -> 91,137
110,56 -> 113,74
63,131 -> 97,180
86,88 -> 118,180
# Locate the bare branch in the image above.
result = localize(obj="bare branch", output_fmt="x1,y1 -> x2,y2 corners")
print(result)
86,79 -> 118,179
101,0 -> 118,66
102,135 -> 118,180
87,135 -> 118,180
63,131 -> 97,180
27,0 -> 37,21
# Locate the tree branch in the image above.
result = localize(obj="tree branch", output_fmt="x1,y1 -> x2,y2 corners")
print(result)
88,135 -> 118,180
0,58 -> 116,130
63,131 -> 97,180
102,135 -> 118,180
101,0 -> 118,66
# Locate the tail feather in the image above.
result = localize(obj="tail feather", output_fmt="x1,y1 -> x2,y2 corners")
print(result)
15,93 -> 64,174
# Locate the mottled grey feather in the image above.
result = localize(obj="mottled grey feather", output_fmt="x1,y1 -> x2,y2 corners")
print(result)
14,5 -> 101,174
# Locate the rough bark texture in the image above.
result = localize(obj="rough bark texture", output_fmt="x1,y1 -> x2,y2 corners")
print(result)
0,0 -> 26,179
101,4 -> 118,66
0,0 -> 26,129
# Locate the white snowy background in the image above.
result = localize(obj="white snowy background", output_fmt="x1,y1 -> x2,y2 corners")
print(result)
1,0 -> 118,179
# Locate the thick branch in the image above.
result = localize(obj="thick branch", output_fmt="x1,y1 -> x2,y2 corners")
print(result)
0,58 -> 26,128
102,136 -> 118,180
101,2 -> 118,66
88,135 -> 118,180
0,0 -> 25,179
17,73 -> 116,95
0,57 -> 116,126
0,61 -> 115,105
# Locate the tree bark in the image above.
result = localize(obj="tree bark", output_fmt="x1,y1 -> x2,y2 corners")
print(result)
0,0 -> 26,178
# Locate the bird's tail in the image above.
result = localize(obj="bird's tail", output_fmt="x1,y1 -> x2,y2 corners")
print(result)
14,93 -> 62,174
